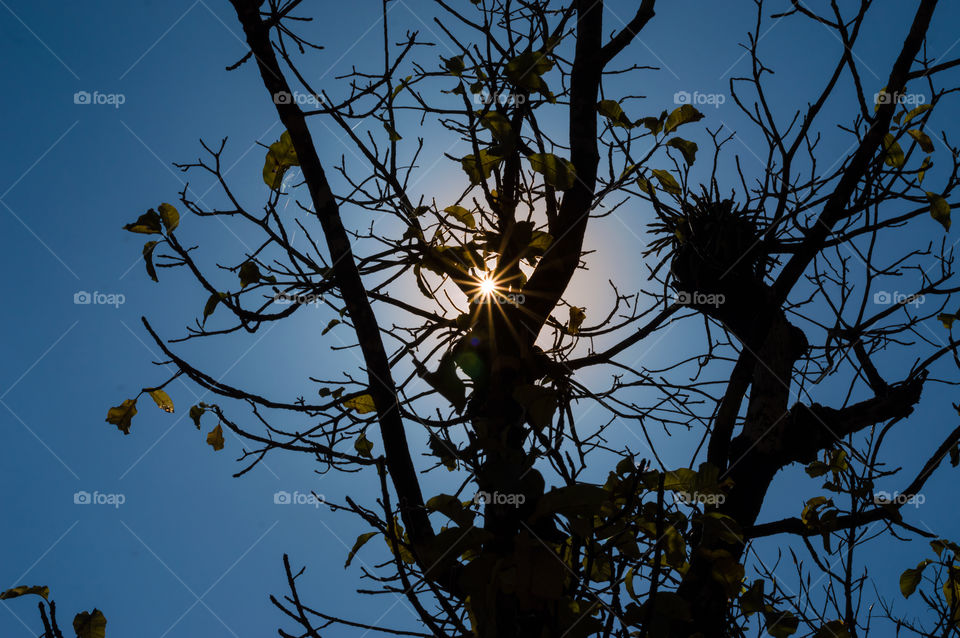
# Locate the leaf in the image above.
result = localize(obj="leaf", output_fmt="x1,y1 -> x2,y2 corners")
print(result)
903,103 -> 932,125
664,104 -> 704,134
597,99 -> 632,128
203,292 -> 227,324
444,205 -> 477,229
322,319 -> 339,335
529,230 -> 553,253
927,192 -> 951,231
938,313 -> 955,329
442,54 -> 465,76
0,585 -> 49,600
528,153 -> 576,190
73,609 -> 107,638
763,609 -> 799,638
908,129 -> 935,153
918,156 -> 932,185
158,202 -> 179,231
383,122 -> 402,141
461,150 -> 502,184
568,306 -> 586,334
423,354 -> 467,412
143,241 -> 159,282
813,621 -> 851,638
883,134 -> 905,169
123,209 -> 162,234
740,580 -> 764,616
426,494 -> 475,527
536,483 -> 609,518
206,424 -> 225,451
513,384 -> 557,430
354,432 -> 374,458
650,168 -> 681,194
480,112 -> 514,142
263,130 -> 300,190
900,560 -> 932,598
239,261 -> 274,288
344,394 -> 377,414
666,137 -> 698,165
345,532 -> 378,568
148,389 -> 174,413
189,404 -> 204,429
105,398 -> 137,435
505,50 -> 554,97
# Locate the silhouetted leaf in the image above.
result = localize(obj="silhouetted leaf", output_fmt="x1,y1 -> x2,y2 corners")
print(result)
143,241 -> 159,282
345,394 -> 377,415
206,424 -> 224,451
189,404 -> 204,429
444,205 -> 476,229
354,432 -> 374,458
345,532 -> 378,568
105,398 -> 137,435
0,585 -> 49,600
900,560 -> 931,597
927,192 -> 951,231
528,153 -> 576,190
73,609 -> 107,638
598,99 -> 632,128
124,209 -> 162,234
664,104 -> 704,134
908,129 -> 935,153
666,137 -> 698,164
158,202 -> 179,231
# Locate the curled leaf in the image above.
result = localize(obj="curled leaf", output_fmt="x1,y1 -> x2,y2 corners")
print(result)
105,399 -> 138,435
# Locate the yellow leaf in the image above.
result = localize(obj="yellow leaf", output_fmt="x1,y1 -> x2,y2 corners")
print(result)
927,192 -> 951,231
444,205 -> 476,229
158,202 -> 179,231
206,424 -> 225,451
0,585 -> 49,600
354,432 -> 374,458
344,393 -> 377,414
262,131 -> 300,190
149,389 -> 174,413
73,609 -> 107,638
568,306 -> 586,334
105,399 -> 137,435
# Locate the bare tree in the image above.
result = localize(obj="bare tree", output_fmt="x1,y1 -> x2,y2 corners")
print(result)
80,0 -> 960,636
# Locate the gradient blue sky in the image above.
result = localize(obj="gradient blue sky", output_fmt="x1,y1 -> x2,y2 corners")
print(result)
2,1 -> 960,636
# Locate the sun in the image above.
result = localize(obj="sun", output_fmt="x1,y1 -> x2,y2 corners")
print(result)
478,273 -> 497,296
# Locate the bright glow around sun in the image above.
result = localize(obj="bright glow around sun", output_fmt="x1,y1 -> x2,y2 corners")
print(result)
478,274 -> 497,296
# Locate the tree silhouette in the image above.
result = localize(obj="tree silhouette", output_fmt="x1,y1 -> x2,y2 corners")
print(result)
8,0 -> 958,636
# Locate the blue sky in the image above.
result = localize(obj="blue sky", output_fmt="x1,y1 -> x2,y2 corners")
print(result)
2,1 -> 960,636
